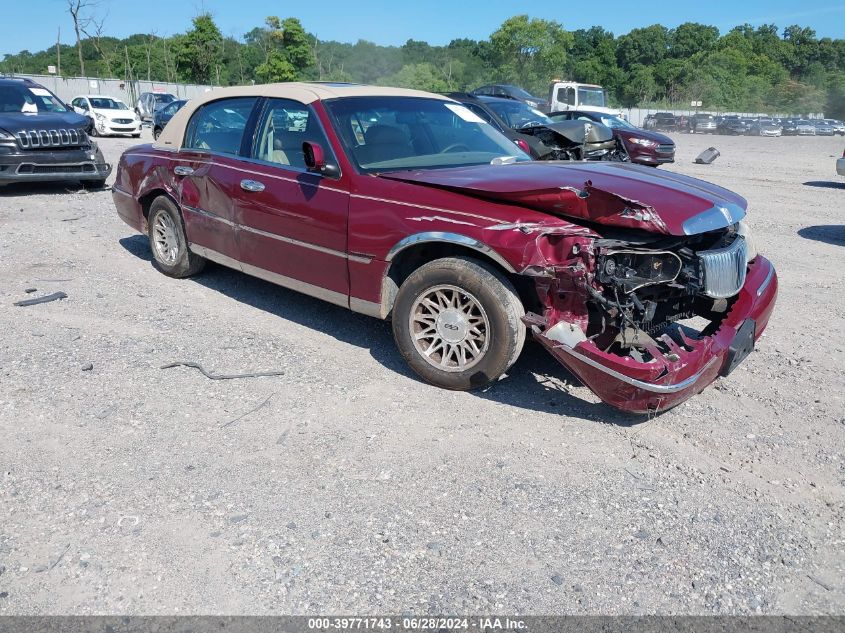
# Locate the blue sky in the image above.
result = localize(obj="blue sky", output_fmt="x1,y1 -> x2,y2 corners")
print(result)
3,0 -> 845,57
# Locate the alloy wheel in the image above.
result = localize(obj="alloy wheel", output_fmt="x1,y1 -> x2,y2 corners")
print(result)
409,284 -> 490,372
152,211 -> 179,265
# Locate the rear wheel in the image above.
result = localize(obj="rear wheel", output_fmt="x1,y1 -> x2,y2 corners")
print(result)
153,127 -> 162,140
147,195 -> 206,278
392,256 -> 525,391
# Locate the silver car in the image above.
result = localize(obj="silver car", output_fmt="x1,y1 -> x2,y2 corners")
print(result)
751,119 -> 782,137
814,120 -> 835,136
135,92 -> 177,121
826,120 -> 845,136
796,120 -> 817,136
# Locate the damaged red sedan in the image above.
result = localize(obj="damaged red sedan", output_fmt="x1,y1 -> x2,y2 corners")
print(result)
112,84 -> 777,413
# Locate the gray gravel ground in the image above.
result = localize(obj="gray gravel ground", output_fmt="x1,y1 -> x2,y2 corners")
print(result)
0,127 -> 843,615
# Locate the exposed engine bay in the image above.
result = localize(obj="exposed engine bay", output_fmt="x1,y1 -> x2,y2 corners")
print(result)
583,224 -> 751,363
521,120 -> 629,162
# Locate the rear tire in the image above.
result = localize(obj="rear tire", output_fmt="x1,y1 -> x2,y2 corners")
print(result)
392,256 -> 525,391
147,195 -> 206,278
153,127 -> 161,140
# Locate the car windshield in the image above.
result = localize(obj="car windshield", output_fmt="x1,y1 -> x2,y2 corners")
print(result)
324,96 -> 531,173
506,85 -> 536,100
90,97 -> 128,110
578,87 -> 606,108
595,113 -> 636,130
0,84 -> 68,113
154,94 -> 175,104
483,99 -> 552,129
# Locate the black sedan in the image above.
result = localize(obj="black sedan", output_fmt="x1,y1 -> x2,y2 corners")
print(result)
550,110 -> 675,166
152,99 -> 187,140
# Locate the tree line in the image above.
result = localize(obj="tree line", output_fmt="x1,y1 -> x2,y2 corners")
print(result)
2,11 -> 844,117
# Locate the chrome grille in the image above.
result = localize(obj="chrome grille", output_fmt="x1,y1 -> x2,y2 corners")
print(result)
17,128 -> 85,148
698,236 -> 748,299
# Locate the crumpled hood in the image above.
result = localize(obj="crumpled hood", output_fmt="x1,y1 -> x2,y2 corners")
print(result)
379,161 -> 747,235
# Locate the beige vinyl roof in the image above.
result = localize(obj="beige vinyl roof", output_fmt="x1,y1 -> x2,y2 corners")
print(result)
155,82 -> 454,149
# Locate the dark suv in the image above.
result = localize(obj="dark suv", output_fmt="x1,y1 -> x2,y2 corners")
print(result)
0,77 -> 111,187
470,84 -> 548,111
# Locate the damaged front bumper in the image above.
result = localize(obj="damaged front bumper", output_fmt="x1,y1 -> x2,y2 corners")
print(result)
531,256 -> 777,413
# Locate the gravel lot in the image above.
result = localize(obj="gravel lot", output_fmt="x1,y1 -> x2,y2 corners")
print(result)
0,127 -> 843,615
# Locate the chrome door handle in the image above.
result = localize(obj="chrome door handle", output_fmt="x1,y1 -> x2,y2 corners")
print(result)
174,165 -> 194,176
240,179 -> 265,192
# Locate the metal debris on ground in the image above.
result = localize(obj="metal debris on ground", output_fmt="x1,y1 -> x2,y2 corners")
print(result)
221,393 -> 276,428
13,291 -> 68,307
160,361 -> 286,380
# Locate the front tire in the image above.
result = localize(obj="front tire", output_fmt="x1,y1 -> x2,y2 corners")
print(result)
392,256 -> 525,391
147,195 -> 206,278
153,127 -> 162,140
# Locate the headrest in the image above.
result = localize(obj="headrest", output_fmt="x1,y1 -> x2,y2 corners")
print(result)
364,124 -> 408,145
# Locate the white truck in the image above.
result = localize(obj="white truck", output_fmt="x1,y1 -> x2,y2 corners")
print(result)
546,80 -> 621,116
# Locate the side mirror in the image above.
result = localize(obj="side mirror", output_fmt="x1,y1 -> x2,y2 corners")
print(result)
303,141 -> 339,178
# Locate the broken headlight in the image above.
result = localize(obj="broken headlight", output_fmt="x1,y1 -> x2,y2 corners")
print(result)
598,250 -> 683,293
737,220 -> 757,262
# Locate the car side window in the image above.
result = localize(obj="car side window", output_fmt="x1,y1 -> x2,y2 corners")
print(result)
185,97 -> 257,156
464,103 -> 495,126
252,98 -> 335,171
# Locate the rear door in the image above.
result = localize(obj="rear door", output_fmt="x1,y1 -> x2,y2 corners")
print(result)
175,96 -> 260,264
233,98 -> 351,303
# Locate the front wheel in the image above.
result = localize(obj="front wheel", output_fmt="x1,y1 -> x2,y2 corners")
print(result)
392,257 -> 525,391
147,195 -> 206,278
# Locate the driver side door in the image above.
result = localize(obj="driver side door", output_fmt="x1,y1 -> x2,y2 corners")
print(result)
233,98 -> 351,303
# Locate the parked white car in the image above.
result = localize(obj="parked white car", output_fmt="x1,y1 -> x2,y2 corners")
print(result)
70,95 -> 141,137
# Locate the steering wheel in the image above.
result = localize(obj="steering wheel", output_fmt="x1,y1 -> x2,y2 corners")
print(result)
441,143 -> 471,153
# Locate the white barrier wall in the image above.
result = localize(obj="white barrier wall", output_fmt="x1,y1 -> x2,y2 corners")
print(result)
16,73 -> 214,107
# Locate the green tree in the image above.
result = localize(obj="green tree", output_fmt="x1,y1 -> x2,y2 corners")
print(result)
670,23 -> 719,59
253,16 -> 315,82
382,63 -> 449,92
487,15 -> 572,93
617,25 -> 670,69
174,14 -> 223,84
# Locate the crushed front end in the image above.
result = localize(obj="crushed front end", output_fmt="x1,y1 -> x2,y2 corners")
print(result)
523,222 -> 777,413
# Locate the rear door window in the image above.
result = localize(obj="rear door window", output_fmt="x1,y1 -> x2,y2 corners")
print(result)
185,97 -> 258,156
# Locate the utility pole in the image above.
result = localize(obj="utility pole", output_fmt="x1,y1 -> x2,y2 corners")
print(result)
56,27 -> 61,76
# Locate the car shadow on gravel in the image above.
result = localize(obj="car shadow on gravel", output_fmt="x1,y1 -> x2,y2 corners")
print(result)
802,180 -> 845,190
797,225 -> 845,246
0,182 -> 106,196
119,234 -> 645,425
